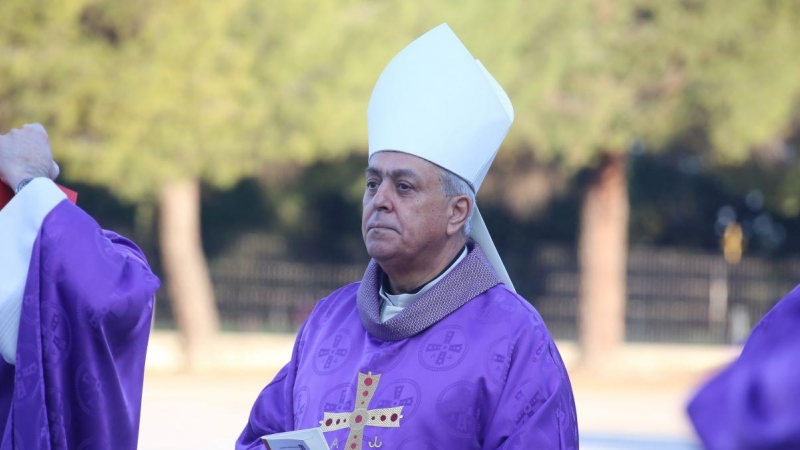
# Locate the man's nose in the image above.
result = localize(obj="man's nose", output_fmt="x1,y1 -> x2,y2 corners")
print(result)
372,182 -> 392,211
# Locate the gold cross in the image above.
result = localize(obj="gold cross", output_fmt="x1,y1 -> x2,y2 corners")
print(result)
319,372 -> 403,450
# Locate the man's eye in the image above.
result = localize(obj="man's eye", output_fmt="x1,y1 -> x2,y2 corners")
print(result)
398,183 -> 411,191
366,181 -> 379,190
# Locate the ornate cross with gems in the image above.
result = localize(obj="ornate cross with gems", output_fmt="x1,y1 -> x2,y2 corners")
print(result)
319,372 -> 403,450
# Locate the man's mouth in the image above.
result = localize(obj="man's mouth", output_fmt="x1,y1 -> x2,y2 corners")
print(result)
368,223 -> 395,232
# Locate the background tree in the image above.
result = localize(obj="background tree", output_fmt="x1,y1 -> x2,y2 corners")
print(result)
429,0 -> 800,368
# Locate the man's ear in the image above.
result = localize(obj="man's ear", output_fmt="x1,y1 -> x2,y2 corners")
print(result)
446,195 -> 471,236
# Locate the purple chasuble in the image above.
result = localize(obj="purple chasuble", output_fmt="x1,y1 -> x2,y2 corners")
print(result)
688,285 -> 800,449
238,243 -> 578,450
0,201 -> 160,449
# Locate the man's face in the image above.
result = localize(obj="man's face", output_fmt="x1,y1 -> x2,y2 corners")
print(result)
362,151 -> 451,264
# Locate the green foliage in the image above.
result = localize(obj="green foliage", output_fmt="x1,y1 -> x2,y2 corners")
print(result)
674,0 -> 800,163
437,0 -> 800,168
0,1 -> 382,200
1,0 -> 799,199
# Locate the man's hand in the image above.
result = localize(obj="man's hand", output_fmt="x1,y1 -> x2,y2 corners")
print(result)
0,123 -> 60,190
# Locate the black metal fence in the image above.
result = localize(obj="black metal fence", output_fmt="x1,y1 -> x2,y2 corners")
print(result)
153,233 -> 800,345
529,245 -> 800,344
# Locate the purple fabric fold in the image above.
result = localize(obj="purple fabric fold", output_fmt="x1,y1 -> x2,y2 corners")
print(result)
688,285 -> 800,450
0,200 -> 160,450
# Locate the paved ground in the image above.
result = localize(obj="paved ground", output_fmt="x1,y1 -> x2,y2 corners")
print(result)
137,333 -> 734,450
139,372 -> 265,450
581,435 -> 700,450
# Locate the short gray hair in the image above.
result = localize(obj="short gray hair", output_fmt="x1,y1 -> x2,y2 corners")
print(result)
439,168 -> 476,236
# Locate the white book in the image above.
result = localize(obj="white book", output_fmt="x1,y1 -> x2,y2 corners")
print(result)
261,428 -> 330,450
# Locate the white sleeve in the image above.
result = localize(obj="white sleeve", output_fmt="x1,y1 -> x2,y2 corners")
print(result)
0,178 -> 67,365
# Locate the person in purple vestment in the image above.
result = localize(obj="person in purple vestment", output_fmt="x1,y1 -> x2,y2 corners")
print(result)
688,285 -> 800,449
237,24 -> 578,450
0,123 -> 160,449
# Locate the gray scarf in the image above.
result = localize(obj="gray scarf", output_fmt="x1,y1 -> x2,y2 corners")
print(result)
357,243 -> 501,341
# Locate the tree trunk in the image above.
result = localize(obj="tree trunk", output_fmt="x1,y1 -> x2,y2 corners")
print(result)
159,179 -> 220,369
578,152 -> 629,371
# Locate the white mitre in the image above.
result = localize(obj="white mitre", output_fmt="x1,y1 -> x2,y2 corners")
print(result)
367,23 -> 516,292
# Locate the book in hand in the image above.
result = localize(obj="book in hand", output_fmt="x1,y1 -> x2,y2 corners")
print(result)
0,182 -> 78,211
261,428 -> 330,450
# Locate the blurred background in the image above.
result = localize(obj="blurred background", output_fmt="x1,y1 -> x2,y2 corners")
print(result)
3,1 -> 800,448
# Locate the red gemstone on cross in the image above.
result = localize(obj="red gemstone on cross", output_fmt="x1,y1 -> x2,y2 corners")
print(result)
380,415 -> 386,421
391,413 -> 398,422
364,378 -> 373,386
326,419 -> 333,426
351,444 -> 356,449
355,415 -> 363,423
362,390 -> 369,397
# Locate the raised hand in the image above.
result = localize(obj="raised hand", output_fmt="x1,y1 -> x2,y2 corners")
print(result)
0,123 -> 60,190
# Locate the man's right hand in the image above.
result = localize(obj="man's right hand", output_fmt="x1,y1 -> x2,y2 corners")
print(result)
0,123 -> 60,191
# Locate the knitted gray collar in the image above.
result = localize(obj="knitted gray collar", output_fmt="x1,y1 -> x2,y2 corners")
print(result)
357,243 -> 501,341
